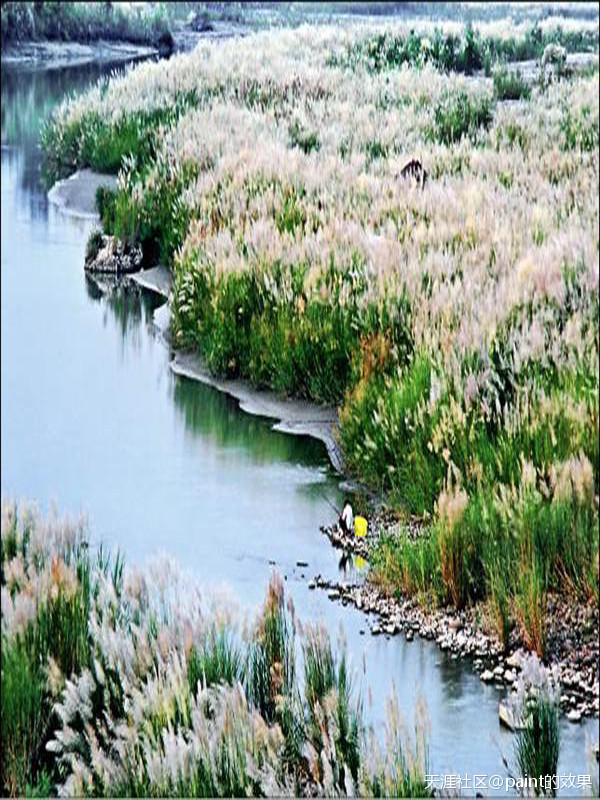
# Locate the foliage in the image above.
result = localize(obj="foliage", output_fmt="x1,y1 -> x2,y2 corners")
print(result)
327,24 -> 599,76
428,90 -> 494,144
514,695 -> 560,796
1,501 -> 432,797
493,67 -> 531,100
1,1 -> 171,47
41,22 -> 599,631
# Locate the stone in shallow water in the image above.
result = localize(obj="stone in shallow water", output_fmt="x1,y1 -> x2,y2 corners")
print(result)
85,234 -> 143,275
499,700 -> 526,731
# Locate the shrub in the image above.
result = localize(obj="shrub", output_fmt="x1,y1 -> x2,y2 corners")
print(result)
493,68 -> 531,100
428,91 -> 494,144
288,120 -> 320,154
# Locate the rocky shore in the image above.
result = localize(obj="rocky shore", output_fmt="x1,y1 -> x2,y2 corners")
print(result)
314,518 -> 600,724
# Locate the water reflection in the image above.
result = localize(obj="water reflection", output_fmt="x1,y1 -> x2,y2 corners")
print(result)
84,276 -> 162,349
173,372 -> 330,468
1,61 -> 134,194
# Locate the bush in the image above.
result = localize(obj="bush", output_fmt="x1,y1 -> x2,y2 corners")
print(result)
428,91 -> 494,144
493,68 -> 531,100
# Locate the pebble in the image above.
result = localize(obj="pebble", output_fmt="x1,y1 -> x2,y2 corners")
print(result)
310,519 -> 599,722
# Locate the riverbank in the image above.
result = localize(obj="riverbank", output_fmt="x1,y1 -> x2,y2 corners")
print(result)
1,39 -> 158,69
44,15 -> 599,732
48,169 -> 117,217
316,517 -> 600,725
53,161 -> 599,732
5,47 -> 596,799
49,168 -> 345,471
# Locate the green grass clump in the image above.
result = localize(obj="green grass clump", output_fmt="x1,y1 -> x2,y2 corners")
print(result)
560,104 -> 599,151
188,628 -> 243,693
514,694 -> 560,796
288,120 -> 320,154
493,68 -> 531,100
303,626 -> 361,788
428,91 -> 494,145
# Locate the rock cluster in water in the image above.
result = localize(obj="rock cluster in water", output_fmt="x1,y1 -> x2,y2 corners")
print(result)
315,519 -> 599,722
84,234 -> 143,274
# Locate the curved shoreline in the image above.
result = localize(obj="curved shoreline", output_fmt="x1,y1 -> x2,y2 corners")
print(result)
48,169 -> 117,218
49,168 -> 344,471
133,268 -> 343,472
1,39 -> 158,70
51,170 -> 599,728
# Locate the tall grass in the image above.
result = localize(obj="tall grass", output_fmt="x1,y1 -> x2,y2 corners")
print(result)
41,20 -> 599,639
506,654 -> 561,796
514,694 -> 560,796
1,501 -> 432,797
370,475 -> 598,657
1,1 -> 171,47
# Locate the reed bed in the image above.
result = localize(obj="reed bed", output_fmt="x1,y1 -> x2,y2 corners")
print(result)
41,19 -> 600,646
1,501 -> 431,797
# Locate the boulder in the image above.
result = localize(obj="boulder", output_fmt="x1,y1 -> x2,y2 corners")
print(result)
85,233 -> 143,275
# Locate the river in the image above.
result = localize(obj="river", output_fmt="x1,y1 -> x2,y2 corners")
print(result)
1,58 -> 596,794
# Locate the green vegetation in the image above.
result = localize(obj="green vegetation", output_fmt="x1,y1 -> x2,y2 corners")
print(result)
41,23 -> 599,656
1,1 -> 171,47
493,67 -> 531,100
1,502 -> 431,797
370,481 -> 598,657
560,103 -> 599,151
514,694 -> 560,796
428,90 -> 494,144
327,24 -> 599,75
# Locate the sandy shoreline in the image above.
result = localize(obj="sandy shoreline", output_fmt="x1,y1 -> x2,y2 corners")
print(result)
1,39 -> 158,70
48,169 -> 117,218
49,168 -> 344,471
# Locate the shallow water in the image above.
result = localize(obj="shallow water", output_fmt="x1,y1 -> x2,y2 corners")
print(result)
1,61 -> 597,794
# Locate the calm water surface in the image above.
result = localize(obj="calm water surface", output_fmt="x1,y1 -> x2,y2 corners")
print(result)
1,61 -> 596,793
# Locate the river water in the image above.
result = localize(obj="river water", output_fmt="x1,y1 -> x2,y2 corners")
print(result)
1,60 -> 596,794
